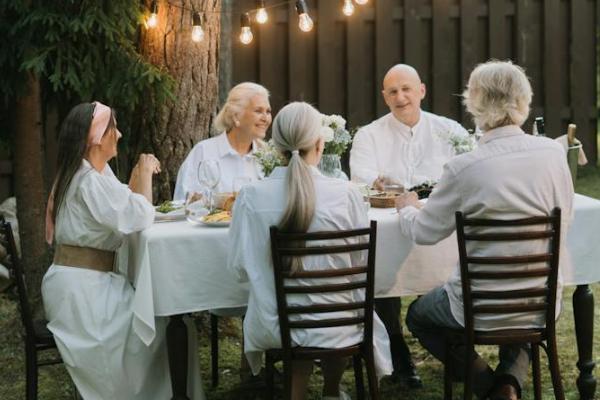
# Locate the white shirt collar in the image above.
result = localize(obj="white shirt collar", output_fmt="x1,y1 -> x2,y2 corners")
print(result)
215,132 -> 258,158
479,125 -> 525,145
388,111 -> 424,137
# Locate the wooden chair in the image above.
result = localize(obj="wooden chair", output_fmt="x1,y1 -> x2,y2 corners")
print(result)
266,220 -> 379,400
444,208 -> 564,400
0,215 -> 64,399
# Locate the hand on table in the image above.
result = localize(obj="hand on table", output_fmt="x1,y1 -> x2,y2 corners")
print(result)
395,191 -> 421,212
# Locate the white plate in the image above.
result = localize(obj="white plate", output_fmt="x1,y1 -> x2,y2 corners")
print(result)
198,217 -> 230,227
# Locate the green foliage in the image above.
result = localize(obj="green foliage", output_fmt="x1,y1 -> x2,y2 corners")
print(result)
0,0 -> 174,140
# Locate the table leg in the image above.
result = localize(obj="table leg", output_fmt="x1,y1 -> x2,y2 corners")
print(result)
167,314 -> 190,400
573,284 -> 596,400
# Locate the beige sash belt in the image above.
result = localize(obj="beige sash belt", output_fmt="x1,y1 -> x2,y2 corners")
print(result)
54,244 -> 115,272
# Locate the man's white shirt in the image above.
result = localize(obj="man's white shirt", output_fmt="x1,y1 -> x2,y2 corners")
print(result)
350,111 -> 468,187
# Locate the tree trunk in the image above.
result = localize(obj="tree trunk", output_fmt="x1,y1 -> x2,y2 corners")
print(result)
14,71 -> 48,317
135,0 -> 222,201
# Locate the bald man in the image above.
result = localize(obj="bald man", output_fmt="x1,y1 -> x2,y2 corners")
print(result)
350,64 -> 468,387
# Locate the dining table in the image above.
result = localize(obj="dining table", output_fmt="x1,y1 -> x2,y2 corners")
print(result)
121,193 -> 600,400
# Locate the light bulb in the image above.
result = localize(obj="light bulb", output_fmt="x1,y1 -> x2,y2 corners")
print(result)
192,26 -> 204,42
255,8 -> 268,24
240,27 -> 253,44
147,13 -> 158,28
355,0 -> 368,4
298,13 -> 313,32
342,0 -> 354,16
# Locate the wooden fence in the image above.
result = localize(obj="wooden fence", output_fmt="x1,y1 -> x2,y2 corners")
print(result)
231,0 -> 598,163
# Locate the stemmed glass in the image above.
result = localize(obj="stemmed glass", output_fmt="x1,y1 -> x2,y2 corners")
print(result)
197,159 -> 221,212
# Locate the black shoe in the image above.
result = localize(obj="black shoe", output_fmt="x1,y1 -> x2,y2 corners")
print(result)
392,365 -> 423,388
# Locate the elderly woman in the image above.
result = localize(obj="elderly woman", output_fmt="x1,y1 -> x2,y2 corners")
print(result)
41,102 -> 175,399
228,102 -> 392,400
395,61 -> 573,400
173,82 -> 272,200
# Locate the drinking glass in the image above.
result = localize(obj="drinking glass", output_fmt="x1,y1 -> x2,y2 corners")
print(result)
185,191 -> 209,224
197,160 -> 221,211
233,177 -> 252,194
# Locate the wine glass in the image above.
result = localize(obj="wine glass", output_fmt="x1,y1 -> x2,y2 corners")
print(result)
185,191 -> 209,224
197,160 -> 221,212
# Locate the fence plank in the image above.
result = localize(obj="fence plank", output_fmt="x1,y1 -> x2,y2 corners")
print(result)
258,8 -> 288,114
288,2 -> 317,104
460,0 -> 479,125
317,0 -> 339,114
347,2 -> 373,126
489,0 -> 508,60
570,0 -> 597,157
543,0 -> 561,137
432,0 -> 452,118
375,0 -> 399,117
232,0 -> 259,83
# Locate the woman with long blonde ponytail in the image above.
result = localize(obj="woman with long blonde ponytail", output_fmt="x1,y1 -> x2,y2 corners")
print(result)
228,102 -> 392,400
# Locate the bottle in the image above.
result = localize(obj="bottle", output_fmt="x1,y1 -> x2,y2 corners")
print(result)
534,117 -> 545,137
567,123 -> 577,146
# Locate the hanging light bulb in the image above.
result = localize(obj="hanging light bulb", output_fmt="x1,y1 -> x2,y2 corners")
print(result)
355,0 -> 369,4
342,0 -> 354,16
295,0 -> 313,32
192,12 -> 204,42
239,13 -> 254,44
147,0 -> 158,28
255,0 -> 268,24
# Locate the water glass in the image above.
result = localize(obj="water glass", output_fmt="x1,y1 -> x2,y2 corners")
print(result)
197,160 -> 221,211
185,191 -> 209,224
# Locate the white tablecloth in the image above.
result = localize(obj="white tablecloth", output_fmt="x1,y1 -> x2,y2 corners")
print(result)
124,194 -> 600,345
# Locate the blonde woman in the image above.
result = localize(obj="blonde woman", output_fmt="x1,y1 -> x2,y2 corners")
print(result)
228,102 -> 392,400
173,82 -> 272,200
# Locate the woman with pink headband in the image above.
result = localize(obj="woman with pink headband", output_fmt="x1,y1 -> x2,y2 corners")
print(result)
40,102 -> 176,399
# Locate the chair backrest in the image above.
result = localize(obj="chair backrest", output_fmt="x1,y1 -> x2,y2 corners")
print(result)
0,215 -> 35,337
269,220 -> 377,353
455,208 -> 561,334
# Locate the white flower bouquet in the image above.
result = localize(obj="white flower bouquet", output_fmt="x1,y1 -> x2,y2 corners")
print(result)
253,139 -> 284,177
438,130 -> 478,155
321,114 -> 353,156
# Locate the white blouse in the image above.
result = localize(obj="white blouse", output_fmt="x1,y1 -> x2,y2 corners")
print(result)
228,166 -> 392,378
350,111 -> 468,187
398,126 -> 574,331
173,133 -> 262,200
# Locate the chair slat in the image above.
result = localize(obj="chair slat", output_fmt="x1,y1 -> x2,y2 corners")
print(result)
466,254 -> 552,264
284,280 -> 366,294
287,302 -> 366,314
283,266 -> 367,279
463,215 -> 558,227
275,227 -> 371,241
472,303 -> 547,314
463,231 -> 554,241
471,288 -> 548,299
288,317 -> 364,329
278,243 -> 369,256
468,268 -> 551,279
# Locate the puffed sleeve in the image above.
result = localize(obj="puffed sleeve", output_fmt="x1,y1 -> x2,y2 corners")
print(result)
398,162 -> 462,244
79,171 -> 155,234
350,128 -> 379,185
227,188 -> 253,282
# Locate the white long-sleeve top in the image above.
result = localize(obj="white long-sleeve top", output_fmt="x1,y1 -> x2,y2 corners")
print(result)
398,125 -> 574,331
227,166 -> 392,378
173,133 -> 263,201
350,111 -> 468,187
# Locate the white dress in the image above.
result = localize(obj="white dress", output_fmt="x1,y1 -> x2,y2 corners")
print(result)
228,166 -> 393,378
41,160 -> 198,400
173,133 -> 263,201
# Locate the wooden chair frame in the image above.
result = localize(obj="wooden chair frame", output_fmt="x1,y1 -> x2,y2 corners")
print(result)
266,220 -> 379,400
444,208 -> 564,400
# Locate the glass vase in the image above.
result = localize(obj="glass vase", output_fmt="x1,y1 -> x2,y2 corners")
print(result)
318,154 -> 348,180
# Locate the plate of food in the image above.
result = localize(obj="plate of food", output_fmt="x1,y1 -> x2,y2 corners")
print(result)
408,182 -> 436,199
368,191 -> 401,208
155,200 -> 185,222
199,210 -> 232,227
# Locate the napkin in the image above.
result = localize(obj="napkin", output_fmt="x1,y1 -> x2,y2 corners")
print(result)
554,135 -> 588,166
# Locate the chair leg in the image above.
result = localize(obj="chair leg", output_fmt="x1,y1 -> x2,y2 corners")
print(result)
25,345 -> 38,400
463,345 -> 474,400
353,354 -> 365,400
364,350 -> 379,400
531,343 -> 542,400
546,337 -> 565,400
444,344 -> 453,400
265,352 -> 275,400
282,357 -> 293,400
210,313 -> 219,388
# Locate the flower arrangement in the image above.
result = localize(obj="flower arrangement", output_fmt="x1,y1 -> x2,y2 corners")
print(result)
321,114 -> 353,156
437,130 -> 478,155
253,139 -> 284,177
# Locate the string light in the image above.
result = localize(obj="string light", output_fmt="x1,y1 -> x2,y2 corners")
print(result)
342,0 -> 354,16
255,0 -> 269,24
355,0 -> 368,4
295,0 -> 313,32
239,13 -> 254,44
146,0 -> 158,28
192,12 -> 204,42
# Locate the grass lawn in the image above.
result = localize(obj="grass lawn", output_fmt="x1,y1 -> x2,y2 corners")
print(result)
1,166 -> 599,399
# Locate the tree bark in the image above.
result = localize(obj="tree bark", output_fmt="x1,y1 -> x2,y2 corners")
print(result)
135,0 -> 222,201
13,71 -> 48,317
